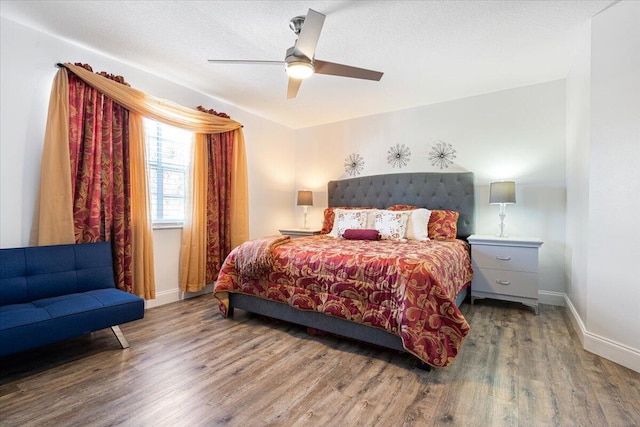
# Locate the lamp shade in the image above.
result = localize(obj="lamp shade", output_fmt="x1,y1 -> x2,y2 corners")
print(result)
297,190 -> 313,206
489,181 -> 516,204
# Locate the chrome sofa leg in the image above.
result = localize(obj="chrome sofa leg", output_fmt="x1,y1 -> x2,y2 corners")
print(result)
111,325 -> 130,349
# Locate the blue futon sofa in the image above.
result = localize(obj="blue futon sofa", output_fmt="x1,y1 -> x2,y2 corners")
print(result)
0,242 -> 144,357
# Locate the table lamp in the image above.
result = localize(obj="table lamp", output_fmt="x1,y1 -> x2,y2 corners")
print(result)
489,181 -> 516,238
297,190 -> 313,229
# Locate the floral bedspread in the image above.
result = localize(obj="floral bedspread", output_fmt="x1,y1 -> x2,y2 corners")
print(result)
214,235 -> 473,367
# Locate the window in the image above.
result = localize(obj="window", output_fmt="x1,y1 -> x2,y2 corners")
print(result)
144,119 -> 193,225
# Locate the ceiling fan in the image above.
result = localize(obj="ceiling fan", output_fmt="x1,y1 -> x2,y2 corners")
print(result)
207,8 -> 384,99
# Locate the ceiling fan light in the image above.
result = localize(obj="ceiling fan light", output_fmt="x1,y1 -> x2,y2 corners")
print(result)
286,61 -> 314,79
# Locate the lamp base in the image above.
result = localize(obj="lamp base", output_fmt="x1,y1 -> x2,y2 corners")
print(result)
497,204 -> 508,238
302,206 -> 309,229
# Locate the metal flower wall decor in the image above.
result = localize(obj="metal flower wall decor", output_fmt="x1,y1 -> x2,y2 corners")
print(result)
387,144 -> 411,168
428,141 -> 457,169
344,153 -> 365,176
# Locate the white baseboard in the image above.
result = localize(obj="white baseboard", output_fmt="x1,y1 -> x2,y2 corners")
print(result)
564,294 -> 640,373
144,284 -> 214,309
564,295 -> 586,346
538,290 -> 565,306
144,288 -> 179,309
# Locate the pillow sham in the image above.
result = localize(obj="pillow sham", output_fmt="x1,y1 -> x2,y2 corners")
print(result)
405,208 -> 432,241
387,205 -> 459,240
386,204 -> 419,211
330,209 -> 369,238
386,205 -> 430,240
320,206 -> 373,234
428,210 -> 459,240
343,229 -> 381,240
374,210 -> 411,241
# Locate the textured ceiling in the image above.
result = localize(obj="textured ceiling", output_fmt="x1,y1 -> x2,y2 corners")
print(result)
1,1 -> 612,129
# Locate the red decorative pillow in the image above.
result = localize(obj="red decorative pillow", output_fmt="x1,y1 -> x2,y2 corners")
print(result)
386,204 -> 419,211
387,205 -> 458,240
343,229 -> 381,240
320,207 -> 373,234
428,210 -> 459,240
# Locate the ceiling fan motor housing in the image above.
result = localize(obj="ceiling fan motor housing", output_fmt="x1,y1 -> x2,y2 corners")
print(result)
289,15 -> 306,35
285,45 -> 312,65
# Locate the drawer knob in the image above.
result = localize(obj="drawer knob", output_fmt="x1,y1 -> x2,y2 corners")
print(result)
496,280 -> 511,286
496,256 -> 512,261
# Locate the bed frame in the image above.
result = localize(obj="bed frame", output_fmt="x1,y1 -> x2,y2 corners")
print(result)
227,172 -> 475,369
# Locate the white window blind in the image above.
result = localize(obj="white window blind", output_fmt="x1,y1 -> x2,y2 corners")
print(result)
144,119 -> 193,225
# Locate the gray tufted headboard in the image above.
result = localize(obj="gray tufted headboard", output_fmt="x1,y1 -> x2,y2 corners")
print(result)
328,172 -> 475,239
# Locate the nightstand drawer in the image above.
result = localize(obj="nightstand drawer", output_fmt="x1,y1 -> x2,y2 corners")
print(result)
472,268 -> 538,299
471,245 -> 538,273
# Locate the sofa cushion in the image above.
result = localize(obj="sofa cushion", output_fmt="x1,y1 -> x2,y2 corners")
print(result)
28,271 -> 79,301
0,303 -> 51,329
0,289 -> 144,357
0,277 -> 28,306
0,242 -> 116,305
32,293 -> 104,317
0,250 -> 29,305
73,243 -> 118,292
84,288 -> 144,306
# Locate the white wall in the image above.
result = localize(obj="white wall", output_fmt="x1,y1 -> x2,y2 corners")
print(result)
565,0 -> 640,372
0,17 -> 295,306
588,0 -> 640,368
565,22 -> 591,326
295,81 -> 567,304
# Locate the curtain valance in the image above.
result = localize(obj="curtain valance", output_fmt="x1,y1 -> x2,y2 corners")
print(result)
60,63 -> 243,133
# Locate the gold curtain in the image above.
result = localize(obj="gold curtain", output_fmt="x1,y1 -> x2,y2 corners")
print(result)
32,68 -> 75,245
230,131 -> 249,249
180,133 -> 209,292
129,113 -> 156,299
35,63 -> 249,298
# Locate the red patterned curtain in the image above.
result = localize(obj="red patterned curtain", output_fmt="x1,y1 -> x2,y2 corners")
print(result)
195,106 -> 235,283
67,67 -> 133,292
205,131 -> 234,282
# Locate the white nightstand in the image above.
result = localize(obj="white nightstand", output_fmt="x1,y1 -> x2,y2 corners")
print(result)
468,235 -> 543,314
279,228 -> 321,238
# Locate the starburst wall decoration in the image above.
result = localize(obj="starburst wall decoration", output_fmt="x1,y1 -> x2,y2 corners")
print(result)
428,141 -> 457,169
344,153 -> 365,176
387,144 -> 411,168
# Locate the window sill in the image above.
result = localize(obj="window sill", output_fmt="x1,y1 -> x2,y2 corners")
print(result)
152,223 -> 184,230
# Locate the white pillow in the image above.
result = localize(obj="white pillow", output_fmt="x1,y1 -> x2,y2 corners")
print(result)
374,210 -> 411,241
405,208 -> 432,241
329,209 -> 370,238
365,209 -> 378,229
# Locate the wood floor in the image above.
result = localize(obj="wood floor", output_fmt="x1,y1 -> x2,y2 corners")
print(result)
1,296 -> 639,427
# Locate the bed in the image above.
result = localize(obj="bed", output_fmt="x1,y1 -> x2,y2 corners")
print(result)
214,172 -> 475,369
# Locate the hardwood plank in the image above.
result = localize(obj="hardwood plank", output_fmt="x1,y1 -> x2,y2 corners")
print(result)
1,296 -> 639,427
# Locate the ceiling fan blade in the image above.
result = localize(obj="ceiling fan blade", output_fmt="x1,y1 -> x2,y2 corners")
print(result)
293,9 -> 325,59
287,77 -> 303,99
207,60 -> 284,65
314,60 -> 384,81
